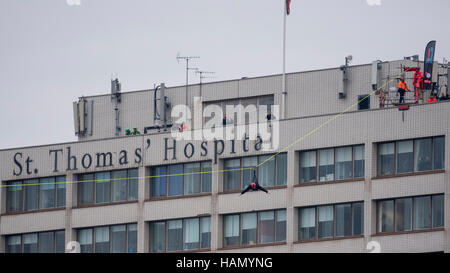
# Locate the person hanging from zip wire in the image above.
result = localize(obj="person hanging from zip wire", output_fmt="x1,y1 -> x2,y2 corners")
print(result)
241,170 -> 270,195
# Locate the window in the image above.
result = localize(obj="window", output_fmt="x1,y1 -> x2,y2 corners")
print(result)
259,211 -> 275,244
5,176 -> 66,213
201,162 -> 212,193
200,217 -> 211,249
95,172 -> 110,204
150,162 -> 212,198
319,149 -> 334,182
6,230 -> 65,253
183,218 -> 199,250
299,207 -> 315,239
40,177 -> 55,209
413,196 -> 431,230
23,234 -> 38,253
111,170 -> 127,202
396,140 -> 413,174
7,181 -> 22,212
24,179 -> 38,211
149,222 -> 165,253
224,215 -> 239,247
184,163 -> 201,195
168,165 -> 183,197
395,198 -> 412,232
378,200 -> 394,232
433,136 -> 445,170
378,137 -> 445,176
300,145 -> 364,184
300,151 -> 316,182
78,169 -> 138,205
318,205 -> 333,238
298,202 -> 364,241
353,145 -> 365,178
241,212 -> 257,245
95,226 -> 110,253
378,143 -> 395,175
203,95 -> 275,126
352,202 -> 364,235
111,225 -> 127,253
223,154 -> 287,191
6,235 -> 21,253
358,95 -> 370,110
223,210 -> 286,248
336,147 -> 352,180
149,217 -> 211,252
377,195 -> 444,234
78,224 -> 137,253
334,204 -> 352,237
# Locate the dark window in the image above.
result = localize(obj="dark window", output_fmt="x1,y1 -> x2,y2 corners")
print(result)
358,95 -> 370,110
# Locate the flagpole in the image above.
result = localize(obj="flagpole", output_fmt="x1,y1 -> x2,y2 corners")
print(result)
281,0 -> 287,119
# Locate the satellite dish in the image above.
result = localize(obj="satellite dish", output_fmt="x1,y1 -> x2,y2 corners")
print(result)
347,55 -> 353,62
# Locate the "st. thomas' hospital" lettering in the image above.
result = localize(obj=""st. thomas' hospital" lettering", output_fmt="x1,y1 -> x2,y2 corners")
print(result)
11,136 -> 264,177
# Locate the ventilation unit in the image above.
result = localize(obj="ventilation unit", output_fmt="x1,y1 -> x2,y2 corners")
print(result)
73,97 -> 93,136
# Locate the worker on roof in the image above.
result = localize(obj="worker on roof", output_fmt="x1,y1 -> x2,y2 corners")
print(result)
397,77 -> 409,104
132,127 -> 141,135
125,128 -> 131,136
413,69 -> 424,103
427,95 -> 437,103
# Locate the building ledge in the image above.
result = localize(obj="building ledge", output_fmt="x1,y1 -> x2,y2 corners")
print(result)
218,241 -> 286,251
74,200 -> 138,209
295,178 -> 364,187
294,235 -> 364,244
372,228 -> 444,237
372,169 -> 445,180
1,207 -> 65,217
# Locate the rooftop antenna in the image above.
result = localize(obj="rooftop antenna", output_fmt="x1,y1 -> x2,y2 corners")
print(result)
195,70 -> 216,97
176,53 -> 200,107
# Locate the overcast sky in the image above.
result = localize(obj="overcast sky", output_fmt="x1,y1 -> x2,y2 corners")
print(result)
0,0 -> 449,149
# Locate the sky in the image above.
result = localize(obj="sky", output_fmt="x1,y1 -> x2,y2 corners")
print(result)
0,0 -> 449,149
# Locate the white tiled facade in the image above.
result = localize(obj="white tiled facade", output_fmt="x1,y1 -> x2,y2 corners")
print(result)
0,60 -> 449,253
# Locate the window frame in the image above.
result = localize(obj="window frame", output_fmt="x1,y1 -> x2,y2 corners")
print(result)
77,168 -> 139,207
299,145 -> 365,185
149,216 -> 211,253
149,161 -> 212,199
375,194 -> 444,235
376,136 -> 445,178
78,223 -> 137,253
5,176 -> 66,214
297,202 -> 364,242
222,153 -> 288,193
221,209 -> 287,249
5,230 -> 65,253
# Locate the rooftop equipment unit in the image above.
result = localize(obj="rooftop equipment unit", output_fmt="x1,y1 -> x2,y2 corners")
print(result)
372,60 -> 382,93
73,97 -> 93,136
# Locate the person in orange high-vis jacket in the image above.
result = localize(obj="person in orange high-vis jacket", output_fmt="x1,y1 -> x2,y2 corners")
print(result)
413,70 -> 424,103
397,77 -> 409,104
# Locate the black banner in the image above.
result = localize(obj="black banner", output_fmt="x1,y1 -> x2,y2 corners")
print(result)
423,40 -> 436,90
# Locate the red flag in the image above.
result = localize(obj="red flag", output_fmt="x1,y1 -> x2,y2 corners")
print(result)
286,0 -> 291,15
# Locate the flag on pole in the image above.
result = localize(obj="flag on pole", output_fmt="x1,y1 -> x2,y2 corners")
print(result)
286,0 -> 291,15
